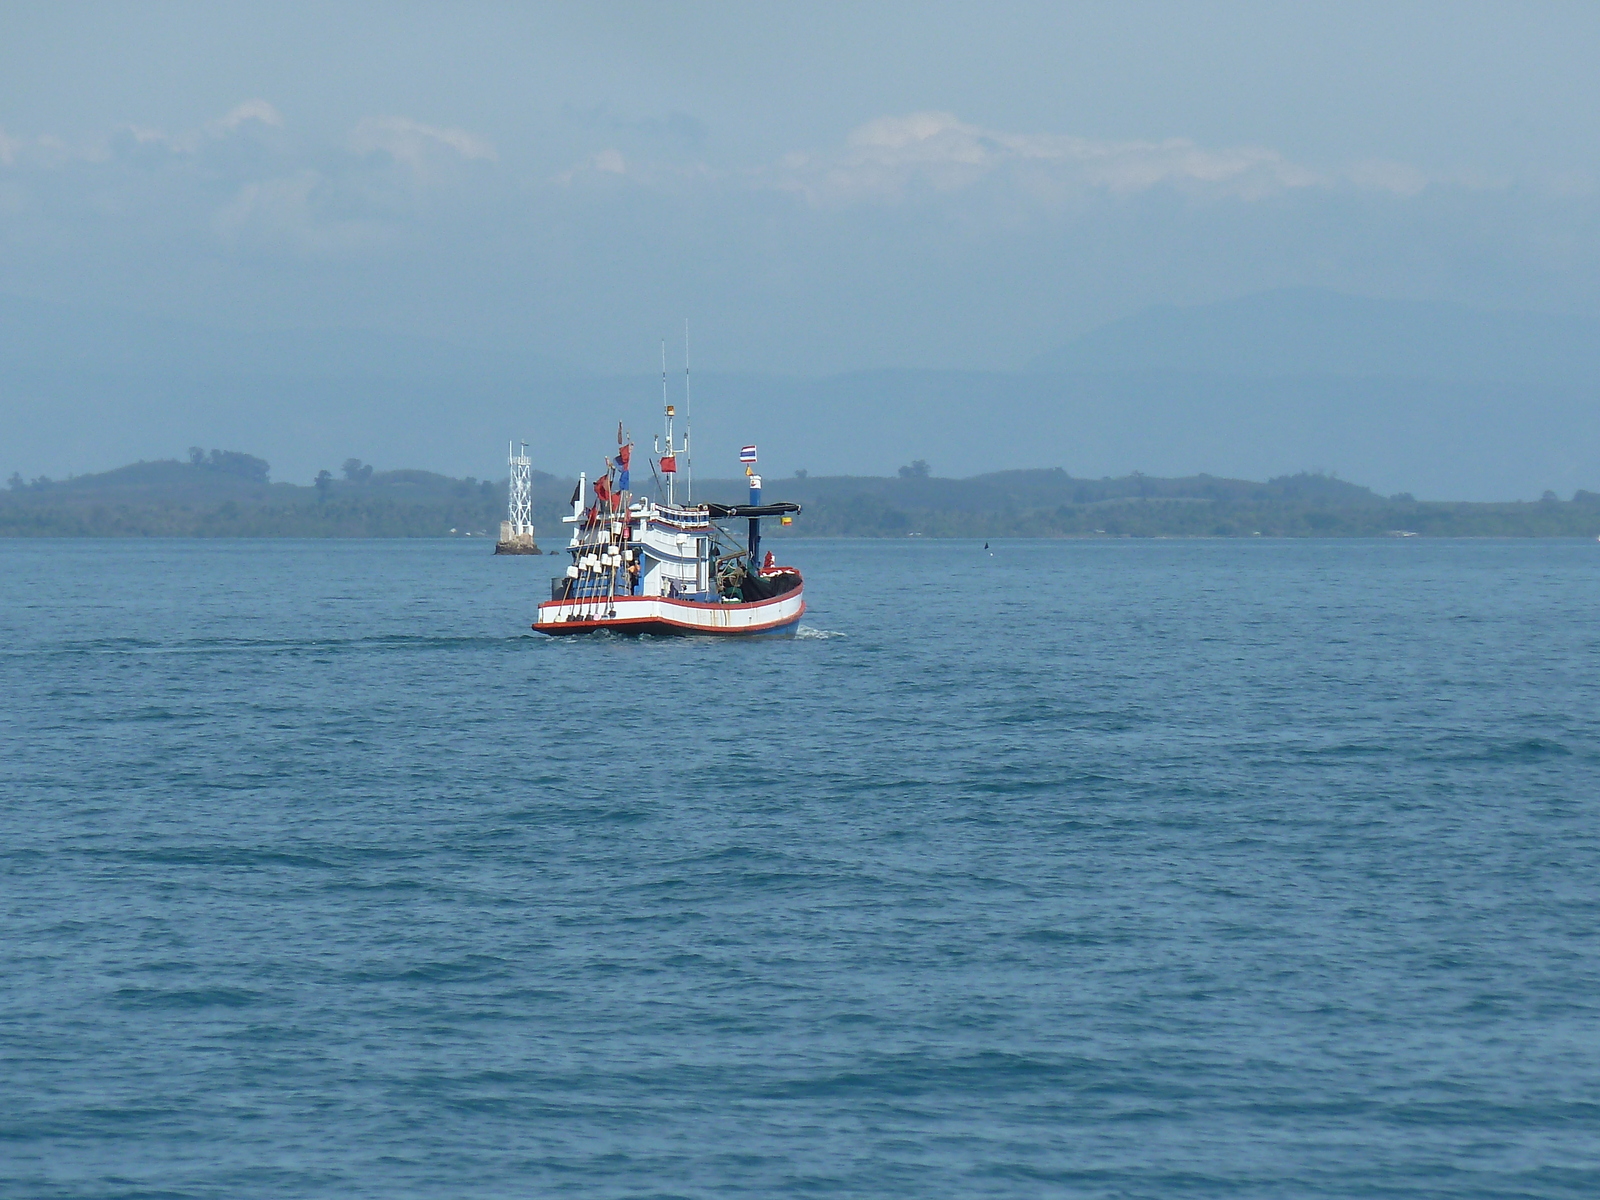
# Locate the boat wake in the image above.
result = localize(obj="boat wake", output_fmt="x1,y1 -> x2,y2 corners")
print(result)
795,625 -> 846,640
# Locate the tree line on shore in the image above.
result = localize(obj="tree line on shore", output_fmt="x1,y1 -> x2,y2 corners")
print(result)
6,452 -> 1600,538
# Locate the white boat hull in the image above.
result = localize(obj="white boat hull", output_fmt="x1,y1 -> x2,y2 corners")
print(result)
535,586 -> 804,637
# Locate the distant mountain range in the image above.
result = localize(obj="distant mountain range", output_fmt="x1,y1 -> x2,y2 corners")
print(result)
1029,288 -> 1600,387
4,289 -> 1599,502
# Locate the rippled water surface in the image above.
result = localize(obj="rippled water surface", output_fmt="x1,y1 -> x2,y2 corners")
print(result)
3,537 -> 1598,1198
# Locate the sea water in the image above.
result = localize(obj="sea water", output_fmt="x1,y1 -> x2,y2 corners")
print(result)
2,538 -> 1597,1198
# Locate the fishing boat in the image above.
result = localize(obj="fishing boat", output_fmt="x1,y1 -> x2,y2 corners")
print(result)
533,361 -> 804,637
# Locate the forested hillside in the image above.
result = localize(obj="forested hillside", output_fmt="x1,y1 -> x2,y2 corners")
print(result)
0,452 -> 564,539
7,453 -> 1600,539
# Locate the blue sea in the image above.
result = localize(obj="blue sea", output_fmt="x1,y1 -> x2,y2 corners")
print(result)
3,537 -> 1598,1198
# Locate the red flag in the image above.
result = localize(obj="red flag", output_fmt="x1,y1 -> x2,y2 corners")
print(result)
660,455 -> 677,473
593,476 -> 612,505
617,444 -> 631,470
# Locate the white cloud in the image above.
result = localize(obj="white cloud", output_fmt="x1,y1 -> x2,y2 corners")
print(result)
350,116 -> 497,172
768,112 -> 1439,205
105,100 -> 287,156
207,99 -> 284,136
549,114 -> 1335,204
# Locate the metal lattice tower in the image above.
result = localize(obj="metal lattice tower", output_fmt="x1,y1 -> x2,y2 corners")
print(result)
508,441 -> 534,538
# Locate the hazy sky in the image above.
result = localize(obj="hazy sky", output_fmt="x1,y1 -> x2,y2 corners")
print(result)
4,2 -> 1600,372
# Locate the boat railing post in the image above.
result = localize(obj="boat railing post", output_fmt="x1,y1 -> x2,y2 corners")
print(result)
748,473 -> 761,568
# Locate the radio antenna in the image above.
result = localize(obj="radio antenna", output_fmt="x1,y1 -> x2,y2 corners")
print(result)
684,319 -> 692,504
661,339 -> 672,506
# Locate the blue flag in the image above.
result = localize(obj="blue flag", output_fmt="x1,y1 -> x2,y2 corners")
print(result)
616,443 -> 632,492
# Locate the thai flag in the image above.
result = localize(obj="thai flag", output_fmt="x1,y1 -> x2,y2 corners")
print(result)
739,445 -> 758,463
